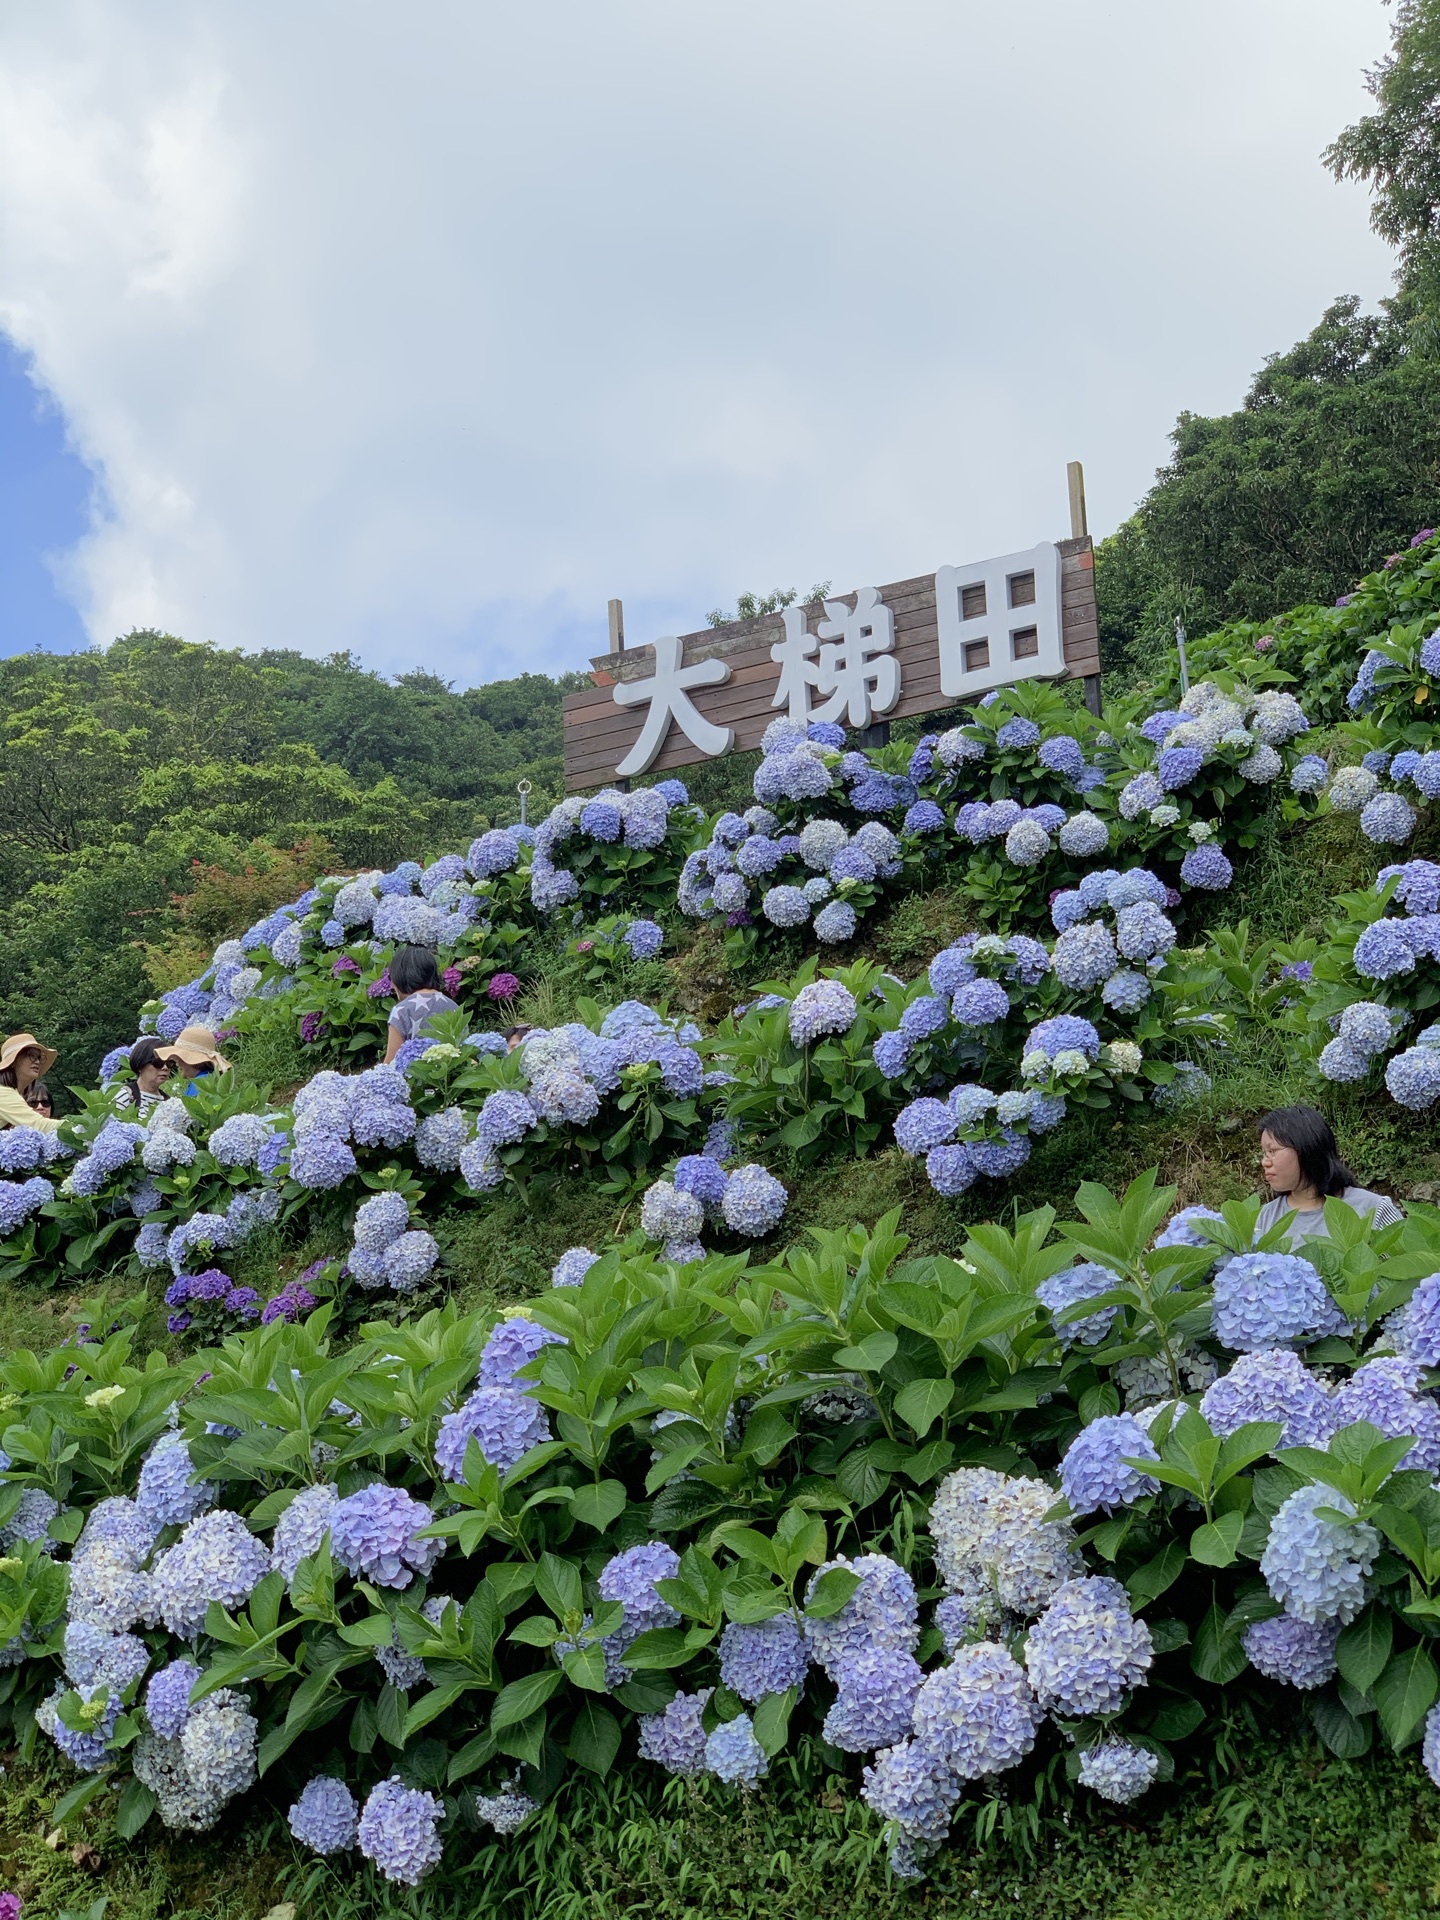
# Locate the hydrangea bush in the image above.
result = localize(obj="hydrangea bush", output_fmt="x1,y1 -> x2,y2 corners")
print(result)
5,1173 -> 1440,1890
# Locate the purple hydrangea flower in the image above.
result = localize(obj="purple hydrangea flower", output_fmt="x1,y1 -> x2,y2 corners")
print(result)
289,1774 -> 359,1854
719,1614 -> 810,1703
357,1776 -> 444,1885
435,1386 -> 551,1479
330,1484 -> 443,1589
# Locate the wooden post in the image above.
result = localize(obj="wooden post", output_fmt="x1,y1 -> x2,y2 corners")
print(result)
855,721 -> 891,750
607,600 -> 628,786
1069,462 -> 1102,718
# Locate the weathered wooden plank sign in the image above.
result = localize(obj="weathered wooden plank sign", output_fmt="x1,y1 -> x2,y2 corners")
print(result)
561,534 -> 1099,792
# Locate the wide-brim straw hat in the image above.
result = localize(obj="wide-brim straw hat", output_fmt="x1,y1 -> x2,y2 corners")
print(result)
0,1032 -> 58,1077
156,1025 -> 232,1074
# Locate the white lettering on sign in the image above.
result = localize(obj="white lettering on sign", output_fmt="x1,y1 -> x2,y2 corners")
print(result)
769,586 -> 900,729
935,543 -> 1064,699
613,634 -> 734,777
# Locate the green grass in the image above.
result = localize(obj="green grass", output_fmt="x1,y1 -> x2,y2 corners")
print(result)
9,1717 -> 1440,1919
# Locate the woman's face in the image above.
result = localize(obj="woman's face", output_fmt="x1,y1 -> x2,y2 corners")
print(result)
14,1046 -> 44,1092
137,1059 -> 171,1095
1260,1130 -> 1304,1195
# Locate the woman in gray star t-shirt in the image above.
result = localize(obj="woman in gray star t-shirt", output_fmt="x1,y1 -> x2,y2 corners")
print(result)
1254,1103 -> 1403,1249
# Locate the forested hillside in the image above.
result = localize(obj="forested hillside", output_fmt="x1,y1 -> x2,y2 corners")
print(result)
0,633 -> 583,1087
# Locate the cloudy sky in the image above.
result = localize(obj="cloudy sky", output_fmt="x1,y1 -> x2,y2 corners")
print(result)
0,2 -> 1396,684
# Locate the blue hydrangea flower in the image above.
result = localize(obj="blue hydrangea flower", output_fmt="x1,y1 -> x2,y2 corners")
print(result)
997,717 -> 1041,750
1101,969 -> 1151,1013
151,1509 -> 271,1639
478,1315 -> 566,1390
1388,1271 -> 1440,1365
1078,1737 -> 1159,1804
270,1483 -> 340,1584
638,1687 -> 713,1776
788,979 -> 858,1046
145,1659 -> 203,1738
904,800 -> 946,834
289,1775 -> 359,1854
719,1614 -> 809,1703
357,1776 -> 444,1885
1201,1349 -> 1334,1449
1027,1016 -> 1100,1063
951,978 -> 1010,1026
1353,920 -> 1417,981
1211,1251 -> 1343,1351
895,1098 -> 958,1156
1386,1047 -> 1440,1109
911,1643 -> 1040,1779
331,1484 -> 443,1590
823,1646 -> 925,1751
674,1154 -> 729,1209
1180,843 -> 1233,890
1361,792 -> 1417,845
1037,1263 -> 1121,1348
1330,1356 -> 1440,1471
1024,1575 -> 1152,1715
705,1712 -> 768,1785
1051,922 -> 1118,990
814,900 -> 858,943
436,1386 -> 551,1479
861,1736 -> 962,1853
1059,1414 -> 1160,1515
1425,1702 -> 1440,1788
897,995 -> 947,1042
1158,746 -> 1206,790
136,1432 -> 213,1530
1290,755 -> 1330,795
720,1164 -> 788,1236
803,1554 -> 918,1676
1260,1484 -> 1379,1625
551,1246 -> 599,1288
1243,1614 -> 1338,1689
1115,901 -> 1176,961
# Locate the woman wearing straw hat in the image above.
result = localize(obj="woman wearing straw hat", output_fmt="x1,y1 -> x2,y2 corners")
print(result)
0,1034 -> 61,1132
155,1026 -> 232,1099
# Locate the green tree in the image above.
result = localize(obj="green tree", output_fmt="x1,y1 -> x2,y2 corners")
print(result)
1326,0 -> 1440,311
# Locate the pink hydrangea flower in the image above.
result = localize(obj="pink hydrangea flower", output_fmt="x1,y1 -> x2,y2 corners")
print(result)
442,966 -> 462,996
488,972 -> 520,1002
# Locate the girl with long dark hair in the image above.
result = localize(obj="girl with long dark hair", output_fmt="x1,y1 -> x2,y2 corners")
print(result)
1255,1104 -> 1403,1246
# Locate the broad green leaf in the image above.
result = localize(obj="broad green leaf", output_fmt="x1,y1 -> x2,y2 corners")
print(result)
1374,1644 -> 1438,1750
115,1776 -> 156,1839
567,1698 -> 621,1776
1127,1543 -> 1185,1609
805,1567 -> 862,1619
893,1376 -> 954,1439
1191,1603 -> 1247,1685
1336,1610 -> 1393,1696
1189,1512 -> 1245,1568
536,1552 -> 583,1623
492,1668 -> 563,1731
752,1686 -> 799,1756
1310,1691 -> 1372,1759
832,1332 -> 898,1373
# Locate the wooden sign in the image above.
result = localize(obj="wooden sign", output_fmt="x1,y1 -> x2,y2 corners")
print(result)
561,535 -> 1100,793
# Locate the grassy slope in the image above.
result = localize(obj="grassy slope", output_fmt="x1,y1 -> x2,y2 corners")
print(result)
4,794 -> 1440,1919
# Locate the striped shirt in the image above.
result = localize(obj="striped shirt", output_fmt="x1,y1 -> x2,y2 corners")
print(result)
1255,1186 -> 1404,1249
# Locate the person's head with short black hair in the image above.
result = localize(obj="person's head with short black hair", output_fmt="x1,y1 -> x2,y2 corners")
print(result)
24,1081 -> 53,1117
129,1035 -> 172,1097
503,1022 -> 533,1051
129,1036 -> 167,1076
1259,1104 -> 1356,1202
391,944 -> 442,997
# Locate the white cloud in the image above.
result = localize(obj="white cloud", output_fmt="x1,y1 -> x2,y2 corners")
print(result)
0,0 -> 1396,682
